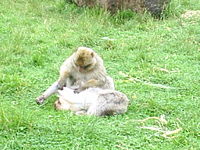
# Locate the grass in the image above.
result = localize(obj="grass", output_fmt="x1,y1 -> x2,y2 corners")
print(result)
0,0 -> 200,149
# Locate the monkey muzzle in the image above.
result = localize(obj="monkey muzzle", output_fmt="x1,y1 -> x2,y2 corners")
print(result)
79,67 -> 84,72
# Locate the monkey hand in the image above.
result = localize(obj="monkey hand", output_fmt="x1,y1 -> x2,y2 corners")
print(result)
36,95 -> 45,105
73,88 -> 83,94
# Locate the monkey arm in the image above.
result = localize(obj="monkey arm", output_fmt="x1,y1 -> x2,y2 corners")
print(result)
36,81 -> 59,104
36,65 -> 71,105
57,63 -> 71,89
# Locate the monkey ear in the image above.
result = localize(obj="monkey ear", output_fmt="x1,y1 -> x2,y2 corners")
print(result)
91,52 -> 94,57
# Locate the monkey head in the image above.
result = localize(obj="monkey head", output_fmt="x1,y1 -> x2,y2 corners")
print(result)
74,47 -> 97,73
54,99 -> 70,110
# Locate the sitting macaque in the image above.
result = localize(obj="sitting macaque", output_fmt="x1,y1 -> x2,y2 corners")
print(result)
55,87 -> 129,116
36,47 -> 114,104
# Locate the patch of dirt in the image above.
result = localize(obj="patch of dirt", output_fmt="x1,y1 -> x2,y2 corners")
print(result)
181,10 -> 200,19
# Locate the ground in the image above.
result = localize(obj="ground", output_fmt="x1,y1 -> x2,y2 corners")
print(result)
0,0 -> 200,149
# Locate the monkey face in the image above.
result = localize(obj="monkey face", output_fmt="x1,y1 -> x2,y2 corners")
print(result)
54,99 -> 70,110
75,47 -> 97,73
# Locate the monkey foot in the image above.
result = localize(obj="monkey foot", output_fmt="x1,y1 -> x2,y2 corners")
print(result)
75,111 -> 87,116
36,95 -> 45,105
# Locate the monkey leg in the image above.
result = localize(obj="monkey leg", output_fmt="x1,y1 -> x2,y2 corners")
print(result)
74,79 -> 102,93
83,79 -> 100,87
36,81 -> 59,104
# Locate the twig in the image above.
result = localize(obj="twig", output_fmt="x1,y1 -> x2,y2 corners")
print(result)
163,128 -> 182,136
140,126 -> 163,132
134,115 -> 168,124
153,67 -> 179,73
130,78 -> 176,89
119,71 -> 176,89
101,37 -> 115,41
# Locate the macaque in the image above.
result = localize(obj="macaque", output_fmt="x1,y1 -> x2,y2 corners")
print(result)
55,87 -> 129,116
36,47 -> 114,104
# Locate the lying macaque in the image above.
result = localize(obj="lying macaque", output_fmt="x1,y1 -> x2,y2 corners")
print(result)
55,87 -> 129,116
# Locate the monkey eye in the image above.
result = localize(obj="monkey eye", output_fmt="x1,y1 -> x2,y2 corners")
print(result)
75,63 -> 79,67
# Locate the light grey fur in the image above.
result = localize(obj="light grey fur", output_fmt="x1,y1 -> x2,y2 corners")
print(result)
55,87 -> 129,116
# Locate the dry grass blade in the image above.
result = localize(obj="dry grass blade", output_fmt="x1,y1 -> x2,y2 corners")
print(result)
116,145 -> 129,150
135,115 -> 168,124
140,126 -> 182,139
119,71 -> 176,89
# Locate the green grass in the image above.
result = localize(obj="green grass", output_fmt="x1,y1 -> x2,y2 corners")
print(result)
0,0 -> 200,149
